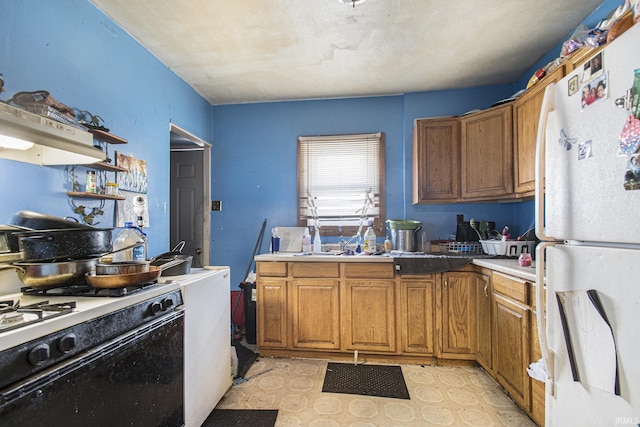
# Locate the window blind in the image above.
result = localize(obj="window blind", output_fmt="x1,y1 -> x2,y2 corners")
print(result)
298,133 -> 384,232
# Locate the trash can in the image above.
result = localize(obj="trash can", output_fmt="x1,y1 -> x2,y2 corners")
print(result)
242,281 -> 257,344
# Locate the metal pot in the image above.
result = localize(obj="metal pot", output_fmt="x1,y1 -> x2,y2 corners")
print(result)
149,241 -> 191,276
10,210 -> 93,230
17,228 -> 113,262
0,224 -> 31,253
95,261 -> 150,276
159,255 -> 192,276
386,219 -> 422,252
0,258 -> 98,288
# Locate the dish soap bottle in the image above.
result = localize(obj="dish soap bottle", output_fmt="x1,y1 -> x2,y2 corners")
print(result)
313,228 -> 322,253
384,235 -> 392,253
363,221 -> 376,254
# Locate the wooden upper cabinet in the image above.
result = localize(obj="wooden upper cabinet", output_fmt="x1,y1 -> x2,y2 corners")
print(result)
513,66 -> 565,196
412,117 -> 460,204
460,104 -> 514,200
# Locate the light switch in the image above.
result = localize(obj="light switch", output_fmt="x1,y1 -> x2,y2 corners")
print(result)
211,200 -> 222,211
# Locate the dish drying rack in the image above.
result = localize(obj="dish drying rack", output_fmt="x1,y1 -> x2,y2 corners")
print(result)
438,241 -> 485,255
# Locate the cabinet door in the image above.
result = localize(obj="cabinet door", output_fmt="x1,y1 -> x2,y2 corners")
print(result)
475,272 -> 492,371
439,272 -> 476,359
399,277 -> 436,355
256,278 -> 288,348
412,117 -> 460,203
460,104 -> 513,200
492,293 -> 530,409
290,279 -> 340,350
342,280 -> 396,353
513,66 -> 564,195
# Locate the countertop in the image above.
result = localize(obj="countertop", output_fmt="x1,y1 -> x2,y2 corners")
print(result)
255,252 -> 538,282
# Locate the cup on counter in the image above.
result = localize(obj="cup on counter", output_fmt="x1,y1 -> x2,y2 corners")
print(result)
420,230 -> 432,253
271,237 -> 280,253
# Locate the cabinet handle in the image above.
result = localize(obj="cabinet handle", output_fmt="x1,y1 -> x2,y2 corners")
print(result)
484,283 -> 489,297
444,278 -> 448,289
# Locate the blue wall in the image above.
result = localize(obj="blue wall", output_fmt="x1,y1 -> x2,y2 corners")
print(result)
0,0 -> 212,254
210,85 -> 530,285
1,0 -> 620,288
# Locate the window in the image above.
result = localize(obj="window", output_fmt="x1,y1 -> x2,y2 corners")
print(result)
297,132 -> 385,237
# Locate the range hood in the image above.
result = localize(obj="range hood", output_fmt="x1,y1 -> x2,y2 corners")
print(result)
0,102 -> 106,165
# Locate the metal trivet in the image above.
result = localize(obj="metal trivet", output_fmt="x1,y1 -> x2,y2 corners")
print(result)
21,282 -> 159,297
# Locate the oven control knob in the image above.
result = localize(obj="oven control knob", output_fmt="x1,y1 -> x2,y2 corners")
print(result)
150,301 -> 162,315
28,343 -> 50,366
161,298 -> 174,310
58,333 -> 77,353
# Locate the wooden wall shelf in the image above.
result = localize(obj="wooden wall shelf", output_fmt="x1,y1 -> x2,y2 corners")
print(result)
88,128 -> 128,144
66,191 -> 125,201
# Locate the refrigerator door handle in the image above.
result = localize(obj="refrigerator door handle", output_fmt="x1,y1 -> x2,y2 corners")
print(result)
536,241 -> 555,396
535,83 -> 556,242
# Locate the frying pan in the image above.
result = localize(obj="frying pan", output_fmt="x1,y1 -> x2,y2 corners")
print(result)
0,242 -> 141,288
85,258 -> 184,289
0,258 -> 98,288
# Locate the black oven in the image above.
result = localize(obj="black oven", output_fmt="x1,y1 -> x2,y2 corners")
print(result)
0,289 -> 184,427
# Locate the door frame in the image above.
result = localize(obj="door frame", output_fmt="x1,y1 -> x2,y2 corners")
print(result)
169,122 -> 211,267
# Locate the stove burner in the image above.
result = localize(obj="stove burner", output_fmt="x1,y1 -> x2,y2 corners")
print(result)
1,311 -> 24,326
0,300 -> 76,333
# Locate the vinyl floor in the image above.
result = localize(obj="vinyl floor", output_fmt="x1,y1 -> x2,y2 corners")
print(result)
215,356 -> 536,426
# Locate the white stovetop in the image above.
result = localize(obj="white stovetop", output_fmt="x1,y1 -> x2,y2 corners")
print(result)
0,268 -> 226,352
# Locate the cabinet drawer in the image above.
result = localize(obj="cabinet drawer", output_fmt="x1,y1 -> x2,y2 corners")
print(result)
292,262 -> 339,278
492,272 -> 528,304
257,262 -> 288,277
344,263 -> 394,279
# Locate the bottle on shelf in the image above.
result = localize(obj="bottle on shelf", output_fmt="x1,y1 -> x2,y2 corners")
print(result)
85,170 -> 97,193
112,221 -> 147,262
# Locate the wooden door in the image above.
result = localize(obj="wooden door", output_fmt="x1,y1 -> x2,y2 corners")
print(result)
475,272 -> 492,371
399,277 -> 436,355
342,280 -> 396,353
439,272 -> 476,359
256,278 -> 288,348
290,279 -> 340,350
492,293 -> 530,409
412,117 -> 460,203
460,104 -> 513,200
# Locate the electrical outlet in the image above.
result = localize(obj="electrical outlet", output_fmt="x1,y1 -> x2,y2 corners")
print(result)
211,200 -> 222,211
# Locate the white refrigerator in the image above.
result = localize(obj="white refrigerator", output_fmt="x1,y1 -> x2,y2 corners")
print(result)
534,22 -> 640,426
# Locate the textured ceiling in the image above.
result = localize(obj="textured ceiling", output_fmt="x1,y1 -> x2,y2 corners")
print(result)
89,0 -> 605,105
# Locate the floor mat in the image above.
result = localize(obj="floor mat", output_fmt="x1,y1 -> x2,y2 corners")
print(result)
322,362 -> 410,399
233,340 -> 258,379
202,409 -> 278,427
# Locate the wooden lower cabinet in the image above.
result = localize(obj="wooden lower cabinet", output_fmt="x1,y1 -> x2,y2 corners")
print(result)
475,272 -> 492,371
342,279 -> 396,353
399,277 -> 436,355
290,279 -> 340,350
492,292 -> 530,410
439,271 -> 476,359
256,278 -> 288,348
